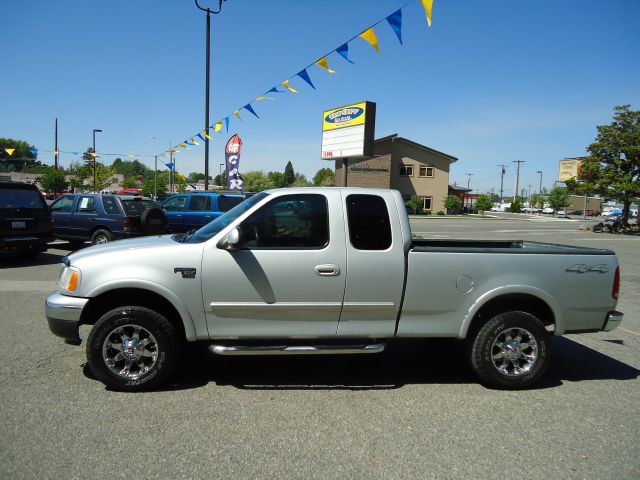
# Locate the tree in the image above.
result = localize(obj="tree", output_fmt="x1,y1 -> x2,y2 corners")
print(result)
39,168 -> 69,193
267,171 -> 286,189
313,168 -> 335,186
565,105 -> 640,225
215,171 -> 227,188
243,171 -> 276,192
444,195 -> 461,214
406,196 -> 423,214
122,176 -> 139,188
187,172 -> 212,183
0,138 -> 38,172
291,173 -> 311,187
475,194 -> 492,214
141,172 -> 169,200
547,187 -> 570,217
284,161 -> 295,187
529,193 -> 542,211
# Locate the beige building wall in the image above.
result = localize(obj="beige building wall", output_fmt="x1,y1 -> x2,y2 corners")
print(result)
334,155 -> 392,189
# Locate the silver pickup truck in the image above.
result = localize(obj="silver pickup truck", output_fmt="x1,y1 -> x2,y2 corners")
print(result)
45,188 -> 623,391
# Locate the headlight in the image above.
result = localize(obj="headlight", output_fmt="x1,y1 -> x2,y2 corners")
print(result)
59,266 -> 81,292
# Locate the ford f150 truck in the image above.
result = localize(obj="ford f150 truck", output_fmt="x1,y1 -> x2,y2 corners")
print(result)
45,188 -> 623,391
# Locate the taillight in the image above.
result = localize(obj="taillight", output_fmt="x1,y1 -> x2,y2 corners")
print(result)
123,217 -> 134,230
612,266 -> 620,299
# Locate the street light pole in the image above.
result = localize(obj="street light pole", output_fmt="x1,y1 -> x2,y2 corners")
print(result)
195,0 -> 226,192
92,128 -> 102,193
497,164 -> 507,203
219,163 -> 224,187
536,170 -> 543,195
154,155 -> 158,200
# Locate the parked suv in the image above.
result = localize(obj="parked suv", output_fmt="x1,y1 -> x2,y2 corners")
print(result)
50,194 -> 167,245
161,192 -> 245,232
1,181 -> 53,258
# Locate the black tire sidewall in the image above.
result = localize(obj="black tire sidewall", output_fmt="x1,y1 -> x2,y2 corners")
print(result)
86,306 -> 179,391
140,207 -> 166,235
471,311 -> 550,389
91,229 -> 113,245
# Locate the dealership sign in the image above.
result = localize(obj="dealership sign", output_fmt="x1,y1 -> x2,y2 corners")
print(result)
321,101 -> 376,159
558,158 -> 584,182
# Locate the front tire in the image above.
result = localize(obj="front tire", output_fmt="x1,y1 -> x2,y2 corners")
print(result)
469,311 -> 550,389
86,306 -> 181,391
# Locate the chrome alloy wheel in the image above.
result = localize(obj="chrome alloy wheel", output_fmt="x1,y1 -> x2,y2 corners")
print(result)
95,234 -> 109,244
491,327 -> 539,377
102,324 -> 158,380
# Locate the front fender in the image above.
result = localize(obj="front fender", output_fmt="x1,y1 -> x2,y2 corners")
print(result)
459,285 -> 564,338
86,279 -> 198,341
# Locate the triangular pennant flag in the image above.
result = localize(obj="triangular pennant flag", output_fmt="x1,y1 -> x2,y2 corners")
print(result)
315,57 -> 336,73
185,140 -> 195,146
196,133 -> 205,142
386,9 -> 403,44
281,80 -> 298,93
244,104 -> 260,118
224,117 -> 230,133
234,109 -> 242,120
165,162 -> 174,169
71,151 -> 79,155
4,148 -> 15,156
90,152 -> 98,157
214,121 -> 222,133
421,0 -> 433,27
127,154 -> 136,158
169,147 -> 178,152
297,69 -> 316,89
161,153 -> 169,157
359,27 -> 380,53
179,143 -> 187,148
336,43 -> 355,64
256,96 -> 274,101
30,148 -> 38,156
190,137 -> 199,145
54,149 -> 60,155
202,129 -> 212,140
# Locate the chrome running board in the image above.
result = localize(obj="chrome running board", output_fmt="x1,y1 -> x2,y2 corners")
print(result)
209,343 -> 386,356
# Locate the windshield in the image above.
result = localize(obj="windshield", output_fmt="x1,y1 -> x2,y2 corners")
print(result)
184,192 -> 268,243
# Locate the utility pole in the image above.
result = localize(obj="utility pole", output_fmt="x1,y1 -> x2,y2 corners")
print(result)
465,172 -> 474,189
92,128 -> 102,193
169,140 -> 174,194
54,118 -> 59,170
497,164 -> 508,202
513,160 -> 525,202
154,155 -> 158,200
195,0 -> 226,192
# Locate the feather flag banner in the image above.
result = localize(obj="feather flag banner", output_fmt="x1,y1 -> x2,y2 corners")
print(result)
359,27 -> 380,53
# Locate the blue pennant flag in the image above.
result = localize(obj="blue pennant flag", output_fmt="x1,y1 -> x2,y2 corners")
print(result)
165,162 -> 174,169
185,139 -> 195,146
196,133 -> 205,142
71,152 -> 79,155
386,9 -> 403,45
268,87 -> 285,94
29,148 -> 38,156
224,116 -> 230,133
336,43 -> 355,64
244,103 -> 260,118
297,69 -> 315,89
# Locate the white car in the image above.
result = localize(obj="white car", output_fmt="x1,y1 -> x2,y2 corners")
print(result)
523,207 -> 540,213
542,207 -> 554,214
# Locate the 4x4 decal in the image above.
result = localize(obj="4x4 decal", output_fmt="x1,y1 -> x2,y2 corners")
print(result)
174,267 -> 197,279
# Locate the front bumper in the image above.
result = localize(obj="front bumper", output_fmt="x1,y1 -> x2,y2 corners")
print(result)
45,291 -> 89,345
602,311 -> 624,332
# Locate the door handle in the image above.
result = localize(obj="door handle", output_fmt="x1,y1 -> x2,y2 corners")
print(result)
315,264 -> 340,276
176,215 -> 183,218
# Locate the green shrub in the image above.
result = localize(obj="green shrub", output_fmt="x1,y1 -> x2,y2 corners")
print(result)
437,210 -> 445,216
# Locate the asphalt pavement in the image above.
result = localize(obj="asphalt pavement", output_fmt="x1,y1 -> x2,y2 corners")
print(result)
1,215 -> 638,479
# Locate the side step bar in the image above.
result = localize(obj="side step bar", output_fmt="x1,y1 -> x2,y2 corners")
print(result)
209,343 -> 386,356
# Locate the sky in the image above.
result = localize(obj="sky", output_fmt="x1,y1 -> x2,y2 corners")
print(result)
1,0 -> 639,195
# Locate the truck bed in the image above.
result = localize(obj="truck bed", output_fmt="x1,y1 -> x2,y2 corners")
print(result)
410,239 -> 614,255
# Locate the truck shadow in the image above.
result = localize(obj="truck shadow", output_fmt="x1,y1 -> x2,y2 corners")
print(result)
157,336 -> 639,392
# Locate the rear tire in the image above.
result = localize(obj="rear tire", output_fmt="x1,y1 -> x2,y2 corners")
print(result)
91,229 -> 113,245
86,306 -> 181,391
469,311 -> 550,389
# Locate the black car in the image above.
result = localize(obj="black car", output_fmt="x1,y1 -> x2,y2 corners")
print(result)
50,193 -> 167,245
0,181 -> 53,259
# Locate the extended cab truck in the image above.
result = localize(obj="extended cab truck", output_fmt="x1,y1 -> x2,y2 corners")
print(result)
45,188 -> 623,391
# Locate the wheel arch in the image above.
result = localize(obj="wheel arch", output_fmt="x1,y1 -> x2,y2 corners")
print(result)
461,287 -> 562,339
80,286 -> 195,341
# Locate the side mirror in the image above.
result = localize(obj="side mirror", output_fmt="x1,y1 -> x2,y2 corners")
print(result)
218,227 -> 241,250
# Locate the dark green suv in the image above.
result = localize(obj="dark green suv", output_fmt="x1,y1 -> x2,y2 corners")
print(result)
0,181 -> 53,259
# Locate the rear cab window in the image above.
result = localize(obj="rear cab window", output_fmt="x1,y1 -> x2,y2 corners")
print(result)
120,199 -> 158,216
218,195 -> 244,212
346,194 -> 392,250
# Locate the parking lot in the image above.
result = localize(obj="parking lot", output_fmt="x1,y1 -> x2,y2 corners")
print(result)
1,215 -> 639,479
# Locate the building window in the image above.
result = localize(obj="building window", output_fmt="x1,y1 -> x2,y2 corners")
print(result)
399,165 -> 414,177
423,197 -> 432,211
419,166 -> 434,178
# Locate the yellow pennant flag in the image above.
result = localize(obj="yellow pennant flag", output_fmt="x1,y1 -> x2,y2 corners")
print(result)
179,143 -> 187,148
202,130 -> 213,140
213,122 -> 222,133
234,109 -> 242,120
5,148 -> 16,156
127,154 -> 136,158
190,137 -> 199,145
161,153 -> 169,157
421,0 -> 433,27
90,152 -> 98,157
169,148 -> 177,153
256,96 -> 274,101
54,149 -> 59,155
315,57 -> 336,73
359,27 -> 380,53
281,80 -> 298,93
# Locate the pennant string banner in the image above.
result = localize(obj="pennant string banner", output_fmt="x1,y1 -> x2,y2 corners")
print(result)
153,0 -> 432,157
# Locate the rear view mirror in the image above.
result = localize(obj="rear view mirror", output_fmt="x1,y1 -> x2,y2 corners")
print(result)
218,227 -> 241,250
